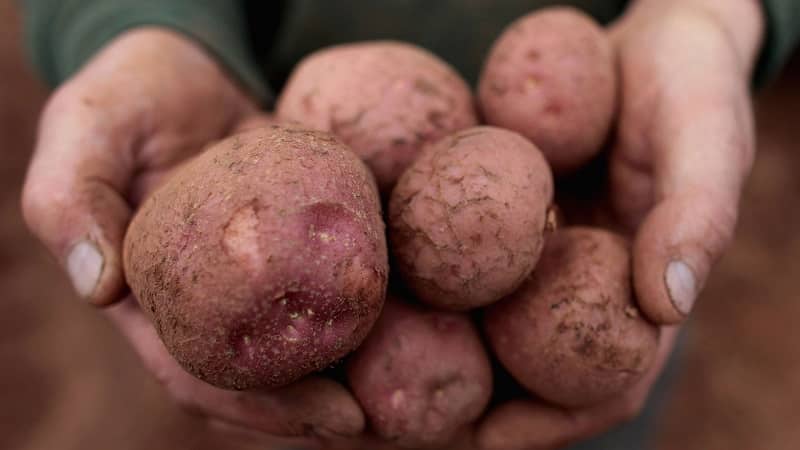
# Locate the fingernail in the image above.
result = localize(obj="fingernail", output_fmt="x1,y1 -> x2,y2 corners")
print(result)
665,260 -> 697,315
66,240 -> 104,299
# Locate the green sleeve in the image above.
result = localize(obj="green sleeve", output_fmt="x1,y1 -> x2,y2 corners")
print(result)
756,0 -> 800,86
20,0 -> 271,103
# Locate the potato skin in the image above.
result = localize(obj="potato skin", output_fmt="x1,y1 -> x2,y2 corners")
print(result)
346,295 -> 492,448
389,126 -> 554,311
484,227 -> 659,407
478,7 -> 616,174
124,125 -> 388,390
276,41 -> 478,193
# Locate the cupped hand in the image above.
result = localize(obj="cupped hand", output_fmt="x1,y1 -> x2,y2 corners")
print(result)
473,0 -> 764,448
21,28 -> 364,446
609,0 -> 763,325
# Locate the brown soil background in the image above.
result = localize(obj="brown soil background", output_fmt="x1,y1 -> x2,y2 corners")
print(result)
1,2 -> 798,449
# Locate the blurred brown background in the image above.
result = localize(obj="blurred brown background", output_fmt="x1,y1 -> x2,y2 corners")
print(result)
1,2 -> 798,450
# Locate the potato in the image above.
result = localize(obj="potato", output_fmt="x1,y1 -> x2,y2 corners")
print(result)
484,227 -> 659,407
478,7 -> 616,174
389,126 -> 554,311
276,41 -> 478,193
123,125 -> 388,390
346,295 -> 492,448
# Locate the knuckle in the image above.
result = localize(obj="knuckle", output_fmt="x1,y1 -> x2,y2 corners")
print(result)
146,360 -> 207,414
20,181 -> 47,230
19,178 -> 67,241
20,158 -> 84,256
617,395 -> 647,423
149,361 -> 177,391
42,83 -> 85,120
42,81 -> 125,136
701,199 -> 738,254
158,373 -> 198,412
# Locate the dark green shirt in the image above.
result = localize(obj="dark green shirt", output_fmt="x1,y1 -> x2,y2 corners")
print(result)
20,0 -> 800,105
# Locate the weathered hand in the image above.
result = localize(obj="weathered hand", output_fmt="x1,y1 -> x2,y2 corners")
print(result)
21,28 -> 364,446
609,0 -> 763,324
473,1 -> 763,448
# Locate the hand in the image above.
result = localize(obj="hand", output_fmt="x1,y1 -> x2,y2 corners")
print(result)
609,0 -> 763,324
473,0 -> 764,448
21,28 -> 364,446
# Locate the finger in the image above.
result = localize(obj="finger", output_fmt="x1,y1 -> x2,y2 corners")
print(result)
21,85 -> 135,305
106,299 -> 366,440
630,84 -> 753,324
206,419 -> 320,450
476,327 -> 679,450
207,417 -> 329,450
609,18 -> 755,324
131,112 -> 279,202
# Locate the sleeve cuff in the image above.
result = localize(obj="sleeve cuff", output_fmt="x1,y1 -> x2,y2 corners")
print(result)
22,0 -> 271,103
754,0 -> 800,87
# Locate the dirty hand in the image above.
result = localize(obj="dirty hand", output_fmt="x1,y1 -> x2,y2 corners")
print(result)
21,28 -> 364,446
475,0 -> 763,449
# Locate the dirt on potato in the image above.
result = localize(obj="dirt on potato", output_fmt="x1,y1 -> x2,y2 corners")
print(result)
484,227 -> 659,408
478,7 -> 616,174
276,41 -> 478,193
389,126 -> 553,311
124,125 -> 388,390
346,295 -> 492,448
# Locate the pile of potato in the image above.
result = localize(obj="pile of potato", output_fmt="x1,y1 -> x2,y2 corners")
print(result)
123,7 -> 659,449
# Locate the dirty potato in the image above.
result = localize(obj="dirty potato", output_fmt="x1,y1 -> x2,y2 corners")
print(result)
347,295 -> 492,448
389,126 -> 553,310
277,41 -> 478,193
124,125 -> 388,390
484,227 -> 659,407
478,7 -> 616,174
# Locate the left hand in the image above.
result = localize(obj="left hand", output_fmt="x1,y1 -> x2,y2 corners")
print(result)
473,0 -> 763,448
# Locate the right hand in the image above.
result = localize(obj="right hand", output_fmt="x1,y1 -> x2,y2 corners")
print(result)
21,27 -> 364,447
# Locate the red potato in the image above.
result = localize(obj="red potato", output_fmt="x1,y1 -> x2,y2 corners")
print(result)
347,295 -> 492,448
484,227 -> 659,408
478,7 -> 616,174
124,125 -> 388,390
276,41 -> 479,193
389,126 -> 554,311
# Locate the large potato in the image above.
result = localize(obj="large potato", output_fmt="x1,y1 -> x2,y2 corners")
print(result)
276,41 -> 478,193
478,7 -> 616,174
389,126 -> 554,311
124,125 -> 388,390
484,227 -> 659,407
347,295 -> 492,448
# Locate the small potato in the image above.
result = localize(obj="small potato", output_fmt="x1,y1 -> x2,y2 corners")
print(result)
389,126 -> 554,310
347,295 -> 492,448
276,41 -> 478,193
478,7 -> 616,174
124,125 -> 388,390
484,227 -> 659,408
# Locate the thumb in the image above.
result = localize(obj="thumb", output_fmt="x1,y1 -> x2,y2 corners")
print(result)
626,83 -> 754,324
21,87 -> 133,305
608,0 -> 763,326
